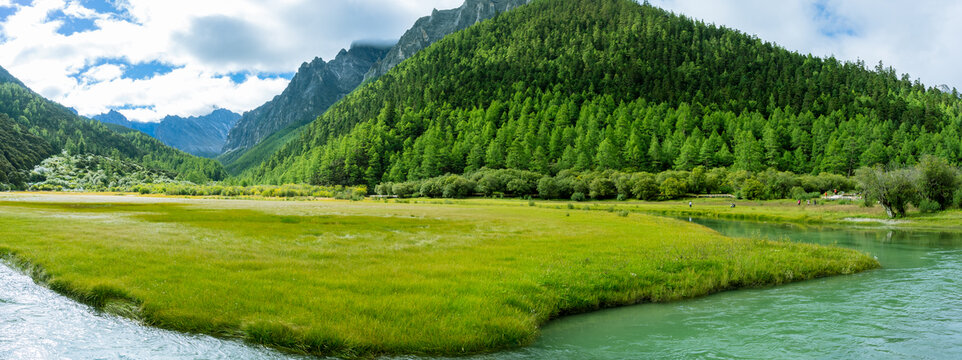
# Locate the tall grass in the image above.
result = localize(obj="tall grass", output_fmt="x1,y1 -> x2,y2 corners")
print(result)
0,197 -> 878,357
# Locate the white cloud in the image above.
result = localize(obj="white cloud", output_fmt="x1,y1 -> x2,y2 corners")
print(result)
0,0 -> 463,122
649,0 -> 962,90
3,0 -> 958,125
82,63 -> 124,83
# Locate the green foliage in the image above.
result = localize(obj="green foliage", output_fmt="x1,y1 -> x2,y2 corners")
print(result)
28,154 -> 179,191
659,177 -> 687,200
571,192 -> 586,202
741,179 -> 766,200
0,114 -> 53,187
0,82 -> 225,183
916,155 -> 959,210
244,0 -> 962,188
856,166 -> 919,218
378,167 -> 859,202
917,199 -> 941,214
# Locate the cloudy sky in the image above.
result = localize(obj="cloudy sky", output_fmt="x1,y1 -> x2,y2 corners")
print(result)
0,0 -> 959,123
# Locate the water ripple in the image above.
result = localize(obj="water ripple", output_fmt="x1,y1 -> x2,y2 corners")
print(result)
0,263 -> 305,360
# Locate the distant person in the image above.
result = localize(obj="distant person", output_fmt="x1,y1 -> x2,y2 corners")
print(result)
807,200 -> 811,205
797,200 -> 802,206
688,201 -> 693,208
813,199 -> 818,206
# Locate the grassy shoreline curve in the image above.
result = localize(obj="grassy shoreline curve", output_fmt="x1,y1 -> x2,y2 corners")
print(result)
0,194 -> 878,358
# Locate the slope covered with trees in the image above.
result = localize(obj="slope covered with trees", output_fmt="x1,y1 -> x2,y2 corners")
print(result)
0,68 -> 226,186
247,0 -> 962,188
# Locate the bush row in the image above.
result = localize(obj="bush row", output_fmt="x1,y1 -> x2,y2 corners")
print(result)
129,183 -> 367,199
374,167 -> 857,201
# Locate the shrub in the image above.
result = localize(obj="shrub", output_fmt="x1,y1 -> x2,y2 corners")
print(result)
630,173 -> 659,200
442,176 -> 474,199
659,177 -> 687,200
918,199 -> 941,214
856,166 -> 919,218
790,186 -> 808,200
917,155 -> 958,210
588,177 -> 616,199
571,192 -> 586,202
741,179 -> 765,200
537,176 -> 559,199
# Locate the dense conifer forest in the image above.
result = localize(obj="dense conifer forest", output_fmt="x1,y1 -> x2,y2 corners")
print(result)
246,0 -> 962,190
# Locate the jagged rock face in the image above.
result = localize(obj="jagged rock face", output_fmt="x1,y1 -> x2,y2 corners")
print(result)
221,44 -> 391,155
363,0 -> 532,82
93,109 -> 240,158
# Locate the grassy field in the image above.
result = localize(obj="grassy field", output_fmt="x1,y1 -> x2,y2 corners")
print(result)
0,193 -> 878,357
458,197 -> 962,231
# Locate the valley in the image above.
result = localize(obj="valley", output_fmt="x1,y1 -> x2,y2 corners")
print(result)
1,0 -> 961,358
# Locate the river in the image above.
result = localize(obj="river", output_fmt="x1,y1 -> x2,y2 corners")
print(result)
2,218 -> 960,359
483,218 -> 962,359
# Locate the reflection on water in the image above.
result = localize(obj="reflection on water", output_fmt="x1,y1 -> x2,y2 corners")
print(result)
0,264 -> 303,360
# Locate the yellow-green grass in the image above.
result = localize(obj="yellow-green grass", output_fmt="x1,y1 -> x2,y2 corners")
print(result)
446,197 -> 962,232
0,194 -> 878,357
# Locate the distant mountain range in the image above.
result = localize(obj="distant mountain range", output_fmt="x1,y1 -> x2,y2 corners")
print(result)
93,109 -> 240,158
218,0 -> 532,175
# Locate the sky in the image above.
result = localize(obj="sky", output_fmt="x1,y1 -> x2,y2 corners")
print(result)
0,0 -> 959,123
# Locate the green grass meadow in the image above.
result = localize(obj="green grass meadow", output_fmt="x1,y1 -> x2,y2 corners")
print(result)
0,194 -> 878,357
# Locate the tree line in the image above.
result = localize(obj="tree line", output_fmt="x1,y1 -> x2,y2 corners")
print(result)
374,167 -> 856,202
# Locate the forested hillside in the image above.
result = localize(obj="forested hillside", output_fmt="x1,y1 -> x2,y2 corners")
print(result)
0,69 -> 226,186
247,0 -> 962,188
0,113 -> 52,186
221,0 -> 534,176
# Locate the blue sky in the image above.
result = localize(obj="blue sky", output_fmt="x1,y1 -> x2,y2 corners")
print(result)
0,0 -> 462,121
0,0 -> 959,122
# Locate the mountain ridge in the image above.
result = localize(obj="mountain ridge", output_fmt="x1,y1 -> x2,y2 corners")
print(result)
218,0 -> 533,175
94,109 -> 240,158
363,0 -> 532,81
219,44 -> 391,162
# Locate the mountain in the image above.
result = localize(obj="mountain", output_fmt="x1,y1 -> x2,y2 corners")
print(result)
0,65 -> 225,187
0,113 -> 52,186
219,0 -> 533,176
218,44 -> 391,172
94,109 -> 240,158
247,0 -> 962,187
363,0 -> 531,82
0,66 -> 24,87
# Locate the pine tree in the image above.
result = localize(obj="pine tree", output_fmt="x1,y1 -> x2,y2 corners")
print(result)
595,138 -> 621,170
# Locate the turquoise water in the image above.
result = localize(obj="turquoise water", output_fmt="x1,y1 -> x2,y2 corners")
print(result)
480,219 -> 962,359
